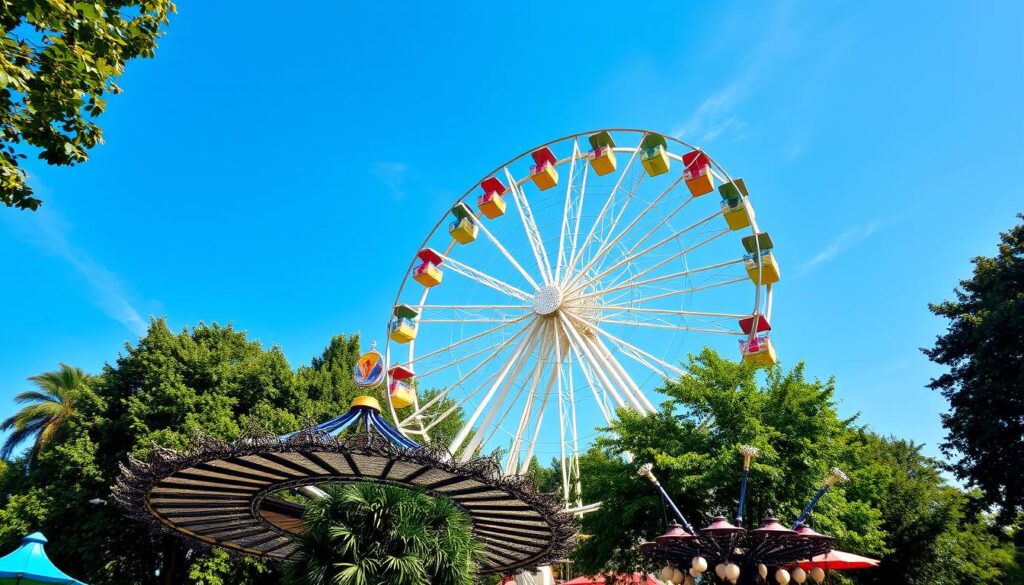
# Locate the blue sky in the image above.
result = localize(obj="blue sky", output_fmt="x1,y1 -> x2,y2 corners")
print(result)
0,1 -> 1021,464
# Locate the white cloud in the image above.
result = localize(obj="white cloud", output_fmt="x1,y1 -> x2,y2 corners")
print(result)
673,81 -> 752,144
4,210 -> 150,335
673,5 -> 798,145
372,161 -> 408,201
797,220 -> 882,275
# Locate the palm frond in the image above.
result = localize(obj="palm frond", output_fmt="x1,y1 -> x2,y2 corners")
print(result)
285,482 -> 483,585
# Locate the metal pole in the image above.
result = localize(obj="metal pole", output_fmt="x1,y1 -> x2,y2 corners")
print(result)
637,464 -> 696,534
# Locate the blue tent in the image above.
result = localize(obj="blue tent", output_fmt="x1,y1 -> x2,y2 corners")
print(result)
0,533 -> 86,585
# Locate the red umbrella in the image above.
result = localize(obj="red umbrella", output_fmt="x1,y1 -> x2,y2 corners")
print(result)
798,549 -> 880,570
561,573 -> 661,584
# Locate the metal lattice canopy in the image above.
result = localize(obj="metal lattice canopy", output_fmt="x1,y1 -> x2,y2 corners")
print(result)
114,397 -> 577,575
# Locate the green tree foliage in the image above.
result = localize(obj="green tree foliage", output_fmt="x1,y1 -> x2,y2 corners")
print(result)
846,434 -> 1014,585
0,363 -> 91,459
0,319 -> 393,584
284,482 -> 482,585
0,1 -> 175,210
571,349 -> 1015,584
297,333 -> 369,422
924,213 -> 1024,523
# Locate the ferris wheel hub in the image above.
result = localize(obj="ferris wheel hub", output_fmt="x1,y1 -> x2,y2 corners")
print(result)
532,285 -> 564,316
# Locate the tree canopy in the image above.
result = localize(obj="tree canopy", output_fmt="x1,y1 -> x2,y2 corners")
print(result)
0,319 -> 393,584
570,349 -> 1015,584
0,0 -> 174,210
924,213 -> 1024,523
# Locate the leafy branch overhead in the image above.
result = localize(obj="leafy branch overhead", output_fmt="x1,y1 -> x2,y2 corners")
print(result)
0,0 -> 175,210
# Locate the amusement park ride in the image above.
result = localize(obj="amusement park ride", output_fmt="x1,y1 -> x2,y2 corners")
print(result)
383,129 -> 779,510
118,129 -> 808,583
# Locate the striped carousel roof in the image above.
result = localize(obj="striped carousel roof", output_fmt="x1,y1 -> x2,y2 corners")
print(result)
114,397 -> 576,575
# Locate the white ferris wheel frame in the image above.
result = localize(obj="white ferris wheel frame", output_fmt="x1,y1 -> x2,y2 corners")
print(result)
383,129 -> 773,509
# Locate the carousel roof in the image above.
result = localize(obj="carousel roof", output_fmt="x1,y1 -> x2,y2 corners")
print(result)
114,397 -> 576,575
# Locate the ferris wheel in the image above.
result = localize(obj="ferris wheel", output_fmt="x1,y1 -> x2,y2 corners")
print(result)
383,129 -> 779,509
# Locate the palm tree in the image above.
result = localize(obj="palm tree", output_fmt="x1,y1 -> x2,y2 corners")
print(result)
284,482 -> 483,585
0,364 -> 87,459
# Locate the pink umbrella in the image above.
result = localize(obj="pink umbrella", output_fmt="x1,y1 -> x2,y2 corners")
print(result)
798,549 -> 880,570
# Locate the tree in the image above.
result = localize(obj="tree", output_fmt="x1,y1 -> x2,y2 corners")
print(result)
923,213 -> 1024,522
0,320 -> 350,584
0,320 -> 474,584
0,363 -> 89,459
572,349 -> 887,576
846,433 -> 1015,585
567,349 -> 1018,584
284,482 -> 482,585
0,0 -> 175,210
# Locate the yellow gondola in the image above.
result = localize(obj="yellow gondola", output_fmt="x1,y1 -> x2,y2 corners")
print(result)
742,232 -> 780,284
740,335 -> 778,366
719,178 -> 752,231
388,305 -> 419,343
477,177 -> 508,219
448,202 -> 478,244
387,365 -> 416,409
588,131 -> 617,176
529,147 -> 559,190
640,134 -> 670,177
412,248 -> 444,287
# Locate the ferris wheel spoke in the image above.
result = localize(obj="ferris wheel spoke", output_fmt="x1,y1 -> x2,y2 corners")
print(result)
598,319 -> 742,335
566,173 -> 685,292
588,321 -> 687,379
598,276 -> 750,308
554,139 -> 581,283
565,349 -> 582,507
569,318 -> 652,415
504,167 -> 554,285
417,324 -> 530,379
418,304 -> 532,311
585,306 -> 753,319
502,334 -> 555,474
399,321 -> 533,429
621,193 -> 698,258
419,318 -> 531,324
569,170 -> 645,283
574,256 -> 741,303
403,314 -> 531,367
517,324 -> 562,474
563,133 -> 647,279
439,254 -> 533,301
469,214 -> 541,292
564,153 -> 590,284
459,337 -> 544,462
568,316 -> 654,414
554,329 -> 574,502
568,345 -> 613,424
589,332 -> 656,414
556,312 -> 641,412
567,210 -> 725,297
449,322 -> 544,459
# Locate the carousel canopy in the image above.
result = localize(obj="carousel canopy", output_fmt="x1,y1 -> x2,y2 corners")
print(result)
0,533 -> 87,585
115,396 -> 576,575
